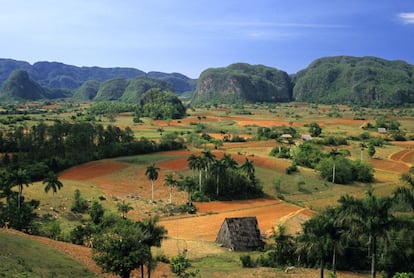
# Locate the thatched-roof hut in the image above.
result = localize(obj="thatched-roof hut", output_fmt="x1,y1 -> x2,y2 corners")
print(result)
215,217 -> 264,251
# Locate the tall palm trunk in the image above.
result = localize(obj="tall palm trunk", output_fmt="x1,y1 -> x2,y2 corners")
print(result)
320,258 -> 324,278
151,180 -> 154,203
216,174 -> 219,197
332,162 -> 336,183
52,191 -> 55,210
332,246 -> 336,275
18,185 -> 22,209
371,235 -> 376,278
198,170 -> 202,191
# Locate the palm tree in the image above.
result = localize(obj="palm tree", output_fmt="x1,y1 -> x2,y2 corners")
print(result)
145,164 -> 160,203
43,171 -> 63,211
322,207 -> 346,275
212,159 -> 226,197
139,215 -> 167,278
271,225 -> 295,266
187,154 -> 198,179
164,173 -> 177,204
117,200 -> 133,219
240,158 -> 255,184
329,149 -> 341,183
201,149 -> 216,179
297,213 -> 331,278
8,168 -> 31,209
194,155 -> 206,192
338,190 -> 398,278
394,169 -> 414,209
222,154 -> 238,170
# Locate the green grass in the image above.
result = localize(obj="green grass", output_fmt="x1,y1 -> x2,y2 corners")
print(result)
192,253 -> 245,274
0,231 -> 97,278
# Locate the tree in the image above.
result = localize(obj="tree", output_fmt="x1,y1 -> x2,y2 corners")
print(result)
297,212 -> 331,278
317,156 -> 353,184
360,142 -> 367,161
89,200 -> 105,225
337,190 -> 399,278
164,173 -> 177,204
194,155 -> 206,192
269,225 -> 296,266
117,200 -> 133,219
187,154 -> 198,179
92,219 -> 151,278
368,143 -> 376,158
170,253 -> 198,278
240,158 -> 255,184
71,189 -> 89,213
201,150 -> 216,180
43,171 -> 63,211
395,169 -> 414,209
8,168 -> 31,209
145,164 -> 160,203
329,149 -> 341,184
308,122 -> 322,137
211,159 -> 226,197
139,215 -> 167,278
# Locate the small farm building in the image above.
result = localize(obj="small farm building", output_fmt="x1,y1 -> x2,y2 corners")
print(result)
216,217 -> 264,251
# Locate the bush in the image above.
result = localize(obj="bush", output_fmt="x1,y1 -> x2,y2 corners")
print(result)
240,255 -> 256,268
286,163 -> 298,175
71,190 -> 89,213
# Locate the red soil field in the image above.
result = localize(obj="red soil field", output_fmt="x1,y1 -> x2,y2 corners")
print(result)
59,160 -> 130,181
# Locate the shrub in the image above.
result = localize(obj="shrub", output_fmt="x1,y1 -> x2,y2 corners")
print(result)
71,190 -> 89,213
240,255 -> 256,268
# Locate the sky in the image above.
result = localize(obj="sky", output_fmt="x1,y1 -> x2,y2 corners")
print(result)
1,0 -> 414,78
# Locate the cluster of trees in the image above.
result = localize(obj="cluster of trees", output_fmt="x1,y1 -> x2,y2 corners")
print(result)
135,88 -> 187,120
0,120 -> 184,177
243,185 -> 414,278
0,168 -> 62,232
68,199 -> 167,278
271,141 -> 374,184
186,151 -> 263,200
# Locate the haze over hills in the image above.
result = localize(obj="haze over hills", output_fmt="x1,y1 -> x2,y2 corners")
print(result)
1,56 -> 414,107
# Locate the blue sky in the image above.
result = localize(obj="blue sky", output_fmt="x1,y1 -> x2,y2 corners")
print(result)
1,0 -> 414,78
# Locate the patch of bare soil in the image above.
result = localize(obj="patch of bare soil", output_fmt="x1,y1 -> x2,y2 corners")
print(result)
368,157 -> 409,174
390,149 -> 414,164
59,160 -> 130,181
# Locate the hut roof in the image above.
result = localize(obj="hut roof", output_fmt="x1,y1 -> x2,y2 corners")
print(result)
215,217 -> 264,251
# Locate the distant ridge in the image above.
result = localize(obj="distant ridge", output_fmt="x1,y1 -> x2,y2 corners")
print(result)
1,56 -> 414,106
0,58 -> 196,95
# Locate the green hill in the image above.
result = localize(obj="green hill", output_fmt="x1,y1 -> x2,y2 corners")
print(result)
0,59 -> 196,100
72,80 -> 100,100
293,56 -> 414,106
93,78 -> 130,101
0,69 -> 46,100
193,63 -> 292,104
0,230 -> 97,277
120,76 -> 173,102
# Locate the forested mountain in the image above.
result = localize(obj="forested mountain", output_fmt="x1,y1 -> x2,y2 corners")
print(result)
2,56 -> 414,106
0,58 -> 196,100
193,63 -> 293,104
1,69 -> 46,100
293,56 -> 414,106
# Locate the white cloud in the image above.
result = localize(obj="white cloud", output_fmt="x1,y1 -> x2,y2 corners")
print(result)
398,12 -> 414,24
